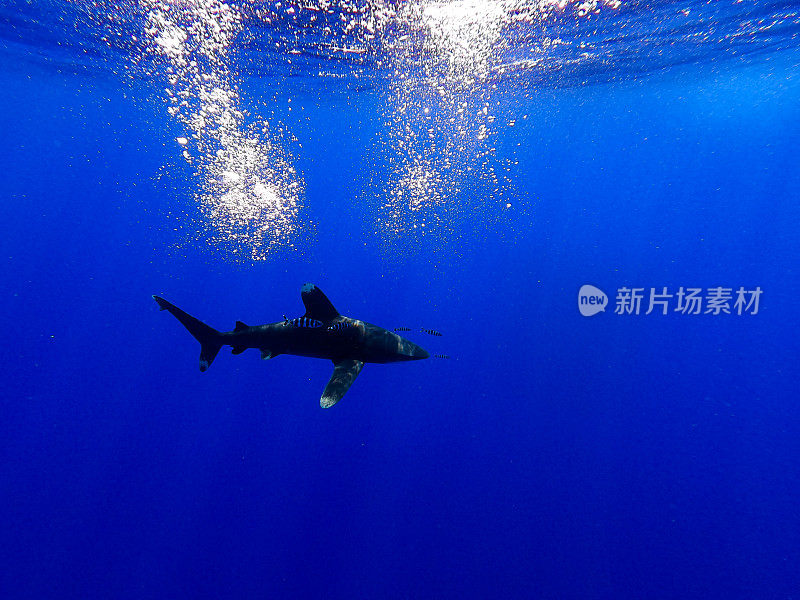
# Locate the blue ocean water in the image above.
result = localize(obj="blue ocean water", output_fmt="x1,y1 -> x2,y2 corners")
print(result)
2,0 -> 800,598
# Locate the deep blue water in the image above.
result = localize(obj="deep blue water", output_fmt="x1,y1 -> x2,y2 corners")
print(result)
2,1 -> 800,598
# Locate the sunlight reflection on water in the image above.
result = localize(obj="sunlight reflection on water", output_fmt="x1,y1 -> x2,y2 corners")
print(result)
133,0 -> 622,257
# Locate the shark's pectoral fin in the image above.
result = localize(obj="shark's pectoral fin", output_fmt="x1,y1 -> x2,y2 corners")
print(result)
320,359 -> 364,408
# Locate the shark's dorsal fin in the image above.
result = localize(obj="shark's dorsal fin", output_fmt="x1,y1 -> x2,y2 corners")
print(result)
320,359 -> 364,408
234,321 -> 248,331
301,283 -> 339,322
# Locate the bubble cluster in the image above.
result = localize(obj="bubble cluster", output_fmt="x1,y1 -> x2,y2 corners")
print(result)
213,0 -> 621,241
108,0 -> 621,256
347,0 -> 622,237
141,0 -> 304,260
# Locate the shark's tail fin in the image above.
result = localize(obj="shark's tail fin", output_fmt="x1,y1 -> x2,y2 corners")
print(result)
153,296 -> 223,371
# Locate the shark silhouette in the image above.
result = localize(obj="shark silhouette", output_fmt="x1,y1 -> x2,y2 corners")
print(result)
153,283 -> 429,408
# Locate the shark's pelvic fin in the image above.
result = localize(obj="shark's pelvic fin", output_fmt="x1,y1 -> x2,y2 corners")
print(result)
234,321 -> 249,331
320,359 -> 364,408
301,283 -> 340,323
152,295 -> 223,372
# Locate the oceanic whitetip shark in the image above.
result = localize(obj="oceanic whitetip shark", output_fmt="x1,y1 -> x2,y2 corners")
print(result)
153,283 -> 429,408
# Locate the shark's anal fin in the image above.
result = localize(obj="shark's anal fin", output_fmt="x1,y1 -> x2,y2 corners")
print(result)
320,359 -> 364,408
231,346 -> 246,355
301,283 -> 340,322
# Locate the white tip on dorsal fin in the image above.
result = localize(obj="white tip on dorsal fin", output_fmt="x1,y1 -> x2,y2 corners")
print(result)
301,283 -> 340,322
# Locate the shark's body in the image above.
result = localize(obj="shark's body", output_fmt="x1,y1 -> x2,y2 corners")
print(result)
153,283 -> 429,408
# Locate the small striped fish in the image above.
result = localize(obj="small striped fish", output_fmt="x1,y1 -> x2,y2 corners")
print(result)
285,316 -> 323,329
327,322 -> 352,332
393,327 -> 412,332
421,328 -> 443,337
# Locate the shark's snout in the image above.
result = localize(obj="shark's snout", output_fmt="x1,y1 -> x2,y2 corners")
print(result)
399,339 -> 429,361
411,344 -> 429,360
